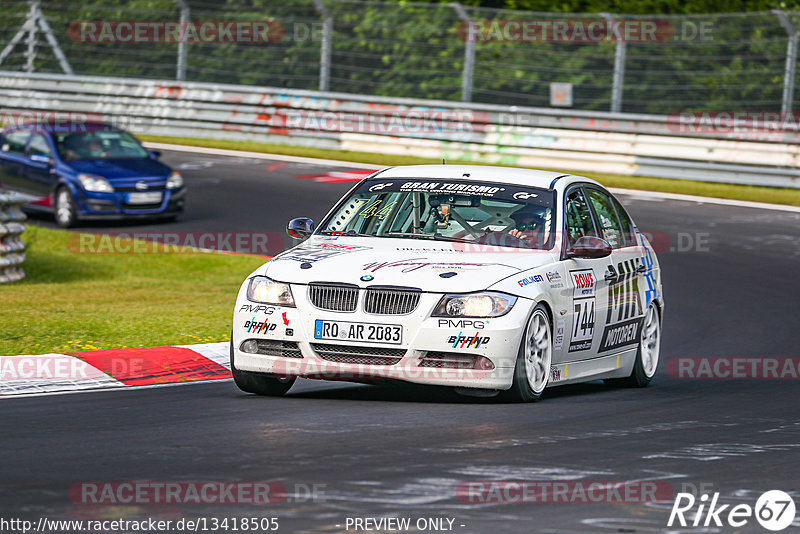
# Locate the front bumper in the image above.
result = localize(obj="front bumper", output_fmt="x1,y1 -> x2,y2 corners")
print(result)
231,283 -> 532,390
76,187 -> 186,218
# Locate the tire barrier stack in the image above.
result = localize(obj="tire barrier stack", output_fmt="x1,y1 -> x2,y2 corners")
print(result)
0,190 -> 27,283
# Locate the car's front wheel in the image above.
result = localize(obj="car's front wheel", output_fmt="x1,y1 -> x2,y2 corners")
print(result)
605,302 -> 661,388
54,186 -> 77,228
503,304 -> 552,402
230,340 -> 295,396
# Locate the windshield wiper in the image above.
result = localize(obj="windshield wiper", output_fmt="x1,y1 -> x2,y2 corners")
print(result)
385,232 -> 438,240
386,232 -> 476,244
317,230 -> 372,237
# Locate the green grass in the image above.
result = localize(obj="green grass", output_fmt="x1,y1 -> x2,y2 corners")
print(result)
0,225 -> 265,356
140,134 -> 800,207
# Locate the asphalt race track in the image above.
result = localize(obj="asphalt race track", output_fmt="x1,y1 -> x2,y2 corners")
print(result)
6,148 -> 800,533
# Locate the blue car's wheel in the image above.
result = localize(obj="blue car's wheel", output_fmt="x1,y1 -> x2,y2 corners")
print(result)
54,186 -> 77,228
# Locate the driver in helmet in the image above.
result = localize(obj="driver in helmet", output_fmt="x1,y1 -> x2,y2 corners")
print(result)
508,207 -> 545,247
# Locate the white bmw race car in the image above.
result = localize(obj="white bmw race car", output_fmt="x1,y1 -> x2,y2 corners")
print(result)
231,165 -> 663,402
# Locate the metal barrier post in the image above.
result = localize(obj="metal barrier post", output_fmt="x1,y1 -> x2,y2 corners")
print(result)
312,0 -> 332,92
602,13 -> 626,113
450,2 -> 474,102
175,0 -> 189,81
774,10 -> 798,114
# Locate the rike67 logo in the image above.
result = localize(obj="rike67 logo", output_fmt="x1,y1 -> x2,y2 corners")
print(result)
669,490 -> 796,531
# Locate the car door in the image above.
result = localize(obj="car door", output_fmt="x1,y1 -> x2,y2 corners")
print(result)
23,133 -> 57,197
0,130 -> 31,193
584,186 -> 645,356
561,186 -> 614,361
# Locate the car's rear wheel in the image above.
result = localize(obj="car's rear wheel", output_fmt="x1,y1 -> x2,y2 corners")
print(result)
605,302 -> 661,388
54,186 -> 77,228
230,339 -> 295,396
502,304 -> 552,402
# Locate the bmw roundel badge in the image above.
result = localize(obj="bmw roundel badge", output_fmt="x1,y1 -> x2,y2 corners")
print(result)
360,275 -> 374,282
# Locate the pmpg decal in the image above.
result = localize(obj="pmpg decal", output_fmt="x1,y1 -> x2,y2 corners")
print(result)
449,332 -> 490,349
238,304 -> 275,314
568,269 -> 596,352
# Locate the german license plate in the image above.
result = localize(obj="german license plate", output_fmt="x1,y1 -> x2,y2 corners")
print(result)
126,192 -> 163,204
314,320 -> 402,345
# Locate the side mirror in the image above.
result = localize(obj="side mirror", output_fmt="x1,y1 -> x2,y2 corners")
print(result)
287,217 -> 315,239
149,150 -> 162,159
30,154 -> 53,165
566,235 -> 612,259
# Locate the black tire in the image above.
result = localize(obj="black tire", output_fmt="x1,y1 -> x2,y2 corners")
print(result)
605,303 -> 661,388
230,339 -> 295,396
501,304 -> 552,403
54,186 -> 78,228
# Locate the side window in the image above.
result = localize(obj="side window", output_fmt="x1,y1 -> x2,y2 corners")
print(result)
586,188 -> 623,248
1,131 -> 30,155
611,196 -> 636,246
27,134 -> 52,158
564,188 -> 597,248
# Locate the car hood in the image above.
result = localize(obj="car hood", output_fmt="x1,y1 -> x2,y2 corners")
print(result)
262,236 -> 559,293
65,158 -> 171,180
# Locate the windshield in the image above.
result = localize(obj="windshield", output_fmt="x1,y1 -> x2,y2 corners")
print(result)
55,130 -> 149,161
318,178 -> 556,250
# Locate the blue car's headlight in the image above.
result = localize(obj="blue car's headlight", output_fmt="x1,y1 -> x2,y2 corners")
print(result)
432,291 -> 517,318
166,172 -> 183,189
247,276 -> 295,307
77,173 -> 114,193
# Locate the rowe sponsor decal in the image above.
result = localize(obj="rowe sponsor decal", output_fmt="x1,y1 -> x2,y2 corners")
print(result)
449,332 -> 490,349
568,269 -> 596,352
599,259 -> 644,353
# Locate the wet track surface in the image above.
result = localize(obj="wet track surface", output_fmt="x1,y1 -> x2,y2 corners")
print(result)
5,149 -> 800,532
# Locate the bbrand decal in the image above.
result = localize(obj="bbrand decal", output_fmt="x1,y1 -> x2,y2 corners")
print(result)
449,332 -> 490,349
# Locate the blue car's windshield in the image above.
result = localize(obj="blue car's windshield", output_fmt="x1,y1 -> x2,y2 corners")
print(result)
55,131 -> 149,161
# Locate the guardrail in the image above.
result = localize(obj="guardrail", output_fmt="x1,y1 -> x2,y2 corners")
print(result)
0,71 -> 798,189
0,189 -> 26,283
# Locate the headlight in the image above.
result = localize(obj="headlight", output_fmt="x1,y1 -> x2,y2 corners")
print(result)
77,173 -> 114,193
432,291 -> 517,318
247,276 -> 295,307
166,171 -> 183,189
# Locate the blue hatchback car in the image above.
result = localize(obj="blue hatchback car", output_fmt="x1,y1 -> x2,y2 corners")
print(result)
0,122 -> 185,226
